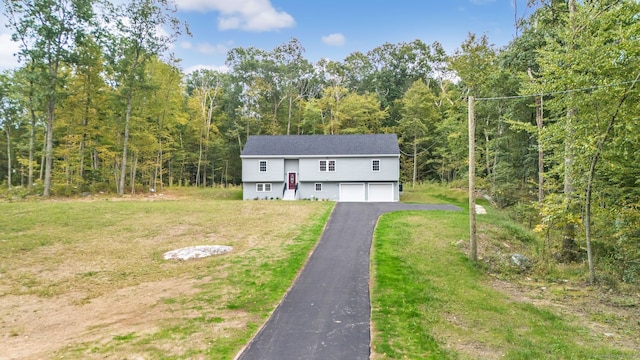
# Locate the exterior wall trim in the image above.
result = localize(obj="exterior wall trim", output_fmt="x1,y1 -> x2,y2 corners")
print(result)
241,154 -> 399,159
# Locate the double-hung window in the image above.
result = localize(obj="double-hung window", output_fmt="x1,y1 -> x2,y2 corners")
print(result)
372,159 -> 380,172
319,160 -> 336,172
315,183 -> 322,192
256,183 -> 272,192
259,160 -> 267,172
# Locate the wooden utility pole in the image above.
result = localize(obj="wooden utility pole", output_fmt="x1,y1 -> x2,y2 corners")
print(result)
468,96 -> 477,262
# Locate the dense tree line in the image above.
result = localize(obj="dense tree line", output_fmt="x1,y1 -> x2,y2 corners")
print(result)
1,0 -> 639,284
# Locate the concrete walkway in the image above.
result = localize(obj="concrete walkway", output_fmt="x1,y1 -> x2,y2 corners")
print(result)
235,202 -> 461,360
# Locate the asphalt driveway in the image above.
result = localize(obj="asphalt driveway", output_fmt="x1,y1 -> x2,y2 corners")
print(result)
235,202 -> 461,360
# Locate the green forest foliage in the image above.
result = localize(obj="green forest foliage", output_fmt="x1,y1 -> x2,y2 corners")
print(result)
1,1 -> 639,284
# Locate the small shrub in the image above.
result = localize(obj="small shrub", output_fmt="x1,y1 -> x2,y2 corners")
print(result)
0,184 -> 43,201
51,184 -> 82,197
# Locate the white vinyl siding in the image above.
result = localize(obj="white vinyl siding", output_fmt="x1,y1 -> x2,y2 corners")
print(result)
301,157 -> 397,182
372,159 -> 380,172
242,158 -> 284,182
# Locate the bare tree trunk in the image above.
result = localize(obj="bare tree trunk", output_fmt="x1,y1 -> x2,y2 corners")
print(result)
79,133 -> 86,180
130,150 -> 137,195
158,146 -> 163,190
168,158 -> 173,187
562,0 -> 578,261
92,150 -> 98,170
43,99 -> 55,196
246,118 -> 250,141
562,108 -> 578,261
28,103 -> 36,189
4,125 -> 11,188
224,160 -> 228,187
491,121 -> 503,196
79,85 -> 91,181
179,157 -> 185,186
412,139 -> 418,187
119,89 -> 133,195
40,130 -> 45,181
287,95 -> 294,135
202,153 -> 208,187
584,116 -> 613,284
220,160 -> 224,187
155,105 -> 167,191
64,134 -> 71,185
42,52 -> 63,197
271,95 -> 286,134
484,127 -> 490,176
584,75 -> 638,284
196,133 -> 203,186
26,62 -> 37,189
153,150 -> 160,191
210,158 -> 215,189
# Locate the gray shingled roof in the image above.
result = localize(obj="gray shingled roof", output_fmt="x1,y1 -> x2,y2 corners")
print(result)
240,134 -> 399,157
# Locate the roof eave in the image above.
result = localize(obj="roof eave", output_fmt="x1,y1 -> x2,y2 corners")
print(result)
240,153 -> 400,159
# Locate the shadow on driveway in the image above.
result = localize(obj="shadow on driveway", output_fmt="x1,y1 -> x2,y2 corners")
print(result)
235,202 -> 461,360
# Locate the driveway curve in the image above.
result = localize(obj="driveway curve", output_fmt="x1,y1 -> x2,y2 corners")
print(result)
235,202 -> 461,360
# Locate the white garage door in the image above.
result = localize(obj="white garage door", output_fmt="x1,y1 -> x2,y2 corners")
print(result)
368,183 -> 394,202
339,183 -> 365,202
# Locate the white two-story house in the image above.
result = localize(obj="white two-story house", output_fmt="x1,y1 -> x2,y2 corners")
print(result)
240,134 -> 400,202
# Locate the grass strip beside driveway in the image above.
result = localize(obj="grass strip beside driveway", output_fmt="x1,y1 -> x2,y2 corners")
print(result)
370,210 -> 635,359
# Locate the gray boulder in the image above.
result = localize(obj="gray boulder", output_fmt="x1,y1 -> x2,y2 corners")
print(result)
511,253 -> 531,270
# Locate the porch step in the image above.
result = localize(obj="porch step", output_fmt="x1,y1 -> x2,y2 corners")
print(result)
283,189 -> 296,201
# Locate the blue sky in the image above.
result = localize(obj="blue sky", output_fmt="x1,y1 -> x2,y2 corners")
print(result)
0,0 -> 531,73
173,0 -> 531,73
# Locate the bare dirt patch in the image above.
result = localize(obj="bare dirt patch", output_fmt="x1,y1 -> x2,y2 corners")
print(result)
490,278 -> 640,354
445,230 -> 640,358
1,277 -> 201,359
476,229 -> 640,355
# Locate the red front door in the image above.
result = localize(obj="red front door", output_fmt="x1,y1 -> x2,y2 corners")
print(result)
288,173 -> 296,190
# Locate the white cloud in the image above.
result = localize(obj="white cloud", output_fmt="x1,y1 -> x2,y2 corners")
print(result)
218,16 -> 242,30
181,40 -> 228,54
176,0 -> 295,32
195,42 -> 228,54
0,33 -> 21,70
183,63 -> 229,74
321,33 -> 345,47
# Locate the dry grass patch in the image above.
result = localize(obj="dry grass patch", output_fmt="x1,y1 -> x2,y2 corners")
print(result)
0,190 -> 333,359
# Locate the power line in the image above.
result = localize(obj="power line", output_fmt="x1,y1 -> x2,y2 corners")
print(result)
399,141 -> 437,157
475,79 -> 640,101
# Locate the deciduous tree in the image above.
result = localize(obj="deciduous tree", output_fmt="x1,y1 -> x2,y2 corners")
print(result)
3,0 -> 96,196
